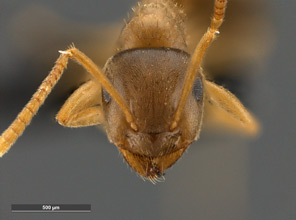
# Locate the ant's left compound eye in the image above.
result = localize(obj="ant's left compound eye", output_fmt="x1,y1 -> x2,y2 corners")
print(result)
193,78 -> 203,101
103,89 -> 111,103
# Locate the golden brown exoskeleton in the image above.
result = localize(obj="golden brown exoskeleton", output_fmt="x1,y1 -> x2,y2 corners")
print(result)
0,0 -> 259,182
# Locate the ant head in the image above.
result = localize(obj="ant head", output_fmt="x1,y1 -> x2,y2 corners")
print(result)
101,48 -> 204,178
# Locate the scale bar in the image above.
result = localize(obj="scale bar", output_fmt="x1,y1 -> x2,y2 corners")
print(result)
11,204 -> 91,213
12,211 -> 91,213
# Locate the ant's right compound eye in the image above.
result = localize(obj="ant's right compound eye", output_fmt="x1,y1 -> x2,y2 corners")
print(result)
193,78 -> 203,101
103,89 -> 111,103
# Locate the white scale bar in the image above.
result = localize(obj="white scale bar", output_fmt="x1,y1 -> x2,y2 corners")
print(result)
12,210 -> 91,213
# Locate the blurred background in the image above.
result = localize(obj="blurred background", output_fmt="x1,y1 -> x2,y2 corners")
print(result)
0,0 -> 295,219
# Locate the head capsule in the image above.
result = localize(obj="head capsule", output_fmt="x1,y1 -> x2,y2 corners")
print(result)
101,48 -> 204,179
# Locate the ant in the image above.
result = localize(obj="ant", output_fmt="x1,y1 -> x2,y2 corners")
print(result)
0,0 -> 258,182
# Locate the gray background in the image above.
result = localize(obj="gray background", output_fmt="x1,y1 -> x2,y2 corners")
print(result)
0,0 -> 295,219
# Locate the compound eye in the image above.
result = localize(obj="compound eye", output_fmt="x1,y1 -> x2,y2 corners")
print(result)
193,78 -> 203,101
102,89 -> 111,103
